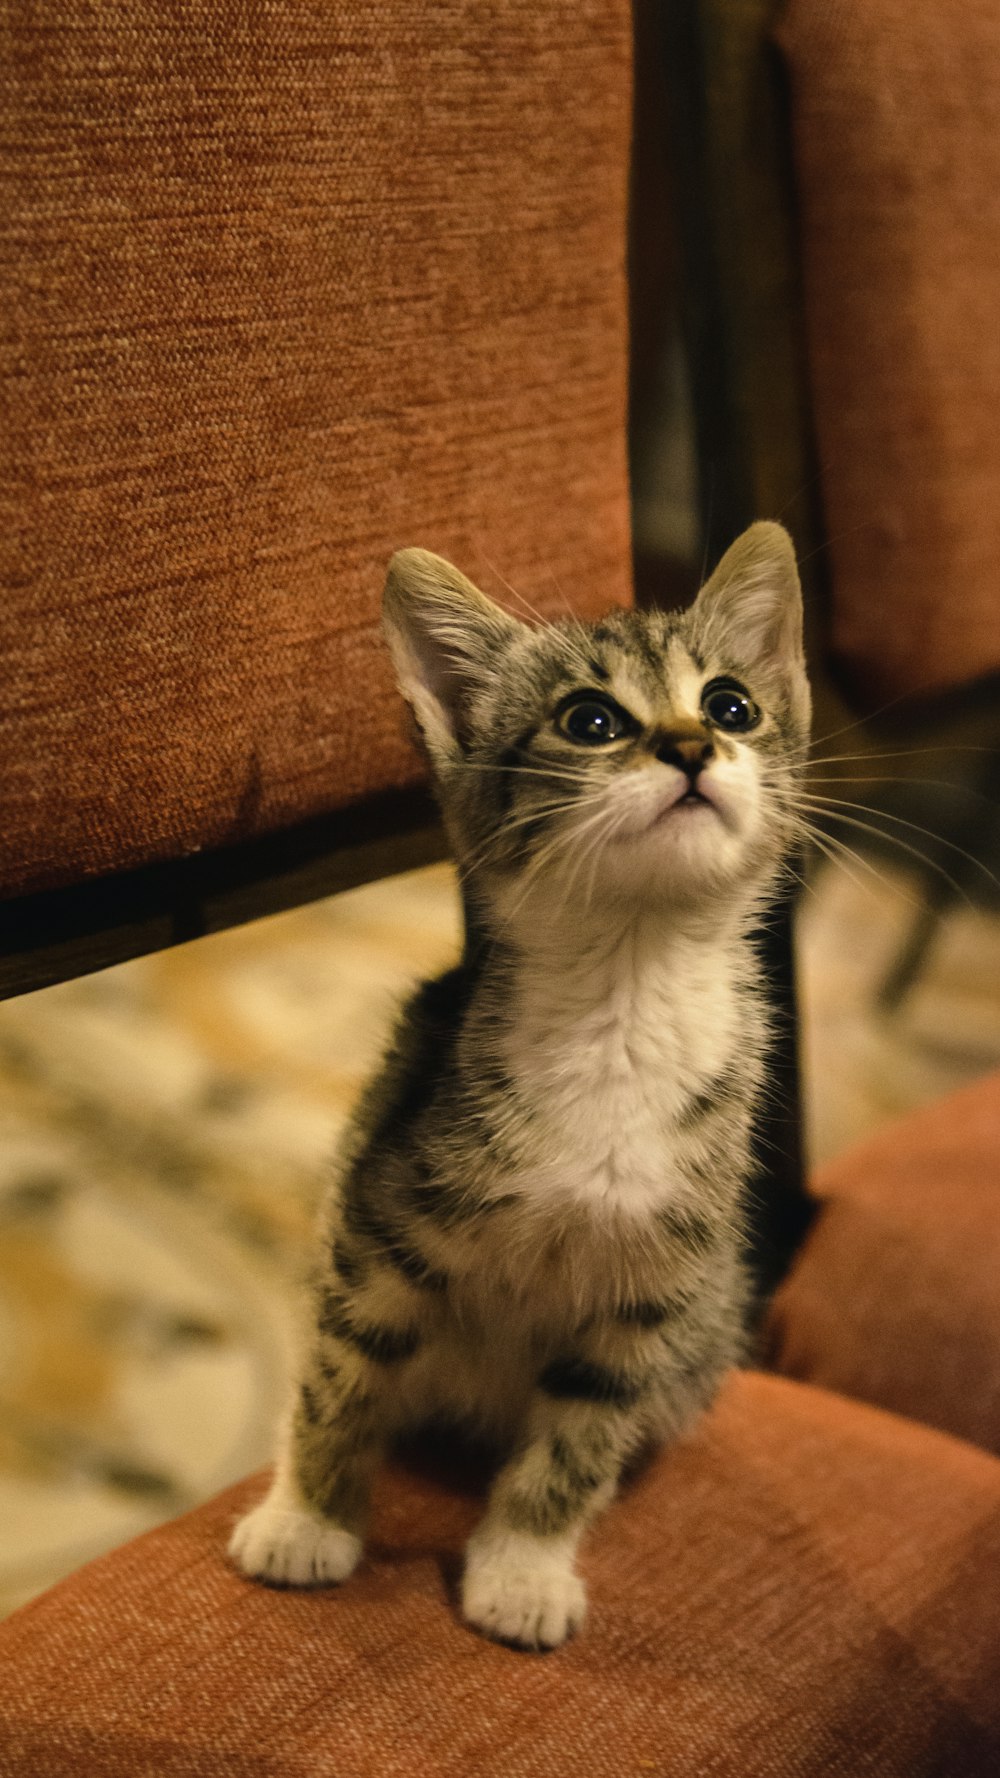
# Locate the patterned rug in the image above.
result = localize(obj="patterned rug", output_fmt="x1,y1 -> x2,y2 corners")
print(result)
0,867 -> 461,1617
2,857 -> 999,1616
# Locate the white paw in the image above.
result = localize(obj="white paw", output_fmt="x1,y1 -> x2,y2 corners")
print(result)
462,1528 -> 587,1650
228,1499 -> 362,1587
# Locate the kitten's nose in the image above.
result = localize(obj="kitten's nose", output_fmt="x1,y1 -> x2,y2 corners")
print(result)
654,730 -> 715,779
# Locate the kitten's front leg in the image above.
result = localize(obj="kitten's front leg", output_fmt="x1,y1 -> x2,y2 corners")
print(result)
229,1283 -> 417,1587
227,1437 -> 368,1588
462,1358 -> 644,1650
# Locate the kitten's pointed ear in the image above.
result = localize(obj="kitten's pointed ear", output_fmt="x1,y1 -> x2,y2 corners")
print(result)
692,522 -> 809,723
382,549 -> 522,762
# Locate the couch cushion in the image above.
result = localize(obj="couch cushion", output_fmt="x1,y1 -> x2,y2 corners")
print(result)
1,1370 -> 998,1776
0,1 -> 632,900
778,0 -> 1000,703
768,1069 -> 1000,1454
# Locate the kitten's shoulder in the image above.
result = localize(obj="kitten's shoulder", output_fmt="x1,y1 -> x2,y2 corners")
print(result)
340,961 -> 474,1167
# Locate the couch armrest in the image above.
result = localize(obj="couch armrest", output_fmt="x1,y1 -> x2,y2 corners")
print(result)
768,1069 -> 1000,1453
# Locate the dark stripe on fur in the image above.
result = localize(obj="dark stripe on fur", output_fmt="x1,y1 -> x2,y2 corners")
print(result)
658,1206 -> 716,1255
342,1197 -> 449,1291
614,1297 -> 682,1328
505,1477 -> 599,1539
550,1434 -> 604,1493
539,1356 -> 646,1409
299,1382 -> 322,1426
500,724 -> 540,764
351,966 -> 478,1160
406,1173 -> 513,1227
331,1239 -> 364,1287
318,1291 -> 419,1365
379,1235 -> 449,1293
503,1431 -> 608,1536
496,727 -> 540,817
589,619 -> 662,678
294,1399 -> 379,1525
342,1319 -> 420,1366
679,1067 -> 737,1130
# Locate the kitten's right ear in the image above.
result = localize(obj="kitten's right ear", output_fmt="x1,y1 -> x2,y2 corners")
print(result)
382,548 -> 522,763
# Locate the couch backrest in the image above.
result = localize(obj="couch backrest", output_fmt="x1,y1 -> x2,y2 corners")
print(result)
779,0 -> 1000,705
1,2 -> 632,905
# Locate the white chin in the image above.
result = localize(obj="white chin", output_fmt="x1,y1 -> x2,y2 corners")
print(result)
621,805 -> 748,897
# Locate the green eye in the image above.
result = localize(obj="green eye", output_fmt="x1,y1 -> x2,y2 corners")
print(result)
701,678 -> 760,733
556,695 -> 633,746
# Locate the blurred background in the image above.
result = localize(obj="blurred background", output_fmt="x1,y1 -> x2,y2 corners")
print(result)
3,0 -> 999,1618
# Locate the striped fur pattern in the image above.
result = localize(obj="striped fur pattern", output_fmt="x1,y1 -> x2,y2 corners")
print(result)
229,522 -> 811,1648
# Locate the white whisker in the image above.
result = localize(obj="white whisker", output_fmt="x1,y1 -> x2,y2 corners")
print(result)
480,556 -> 596,681
808,744 -> 996,768
791,815 -> 925,912
797,792 -> 997,899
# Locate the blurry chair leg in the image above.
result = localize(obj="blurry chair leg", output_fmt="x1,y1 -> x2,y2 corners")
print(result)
876,758 -> 1000,1014
876,882 -> 950,1014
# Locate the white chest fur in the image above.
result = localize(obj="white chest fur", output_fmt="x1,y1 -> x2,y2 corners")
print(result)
498,915 -> 745,1220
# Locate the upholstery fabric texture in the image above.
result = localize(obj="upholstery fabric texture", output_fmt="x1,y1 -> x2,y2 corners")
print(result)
1,1370 -> 999,1777
778,0 -> 1000,703
768,1067 -> 1000,1457
0,1 -> 632,901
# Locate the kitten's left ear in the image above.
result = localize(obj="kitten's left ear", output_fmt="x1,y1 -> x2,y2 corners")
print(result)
382,548 -> 523,764
693,522 -> 803,666
691,522 -> 809,724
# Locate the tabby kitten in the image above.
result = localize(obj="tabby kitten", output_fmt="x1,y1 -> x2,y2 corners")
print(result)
229,521 -> 811,1649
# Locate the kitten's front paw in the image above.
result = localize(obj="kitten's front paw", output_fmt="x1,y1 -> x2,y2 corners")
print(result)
462,1527 -> 587,1650
228,1498 -> 362,1587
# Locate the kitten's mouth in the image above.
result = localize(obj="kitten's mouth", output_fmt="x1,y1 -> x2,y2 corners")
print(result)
654,782 -> 719,821
641,776 -> 742,839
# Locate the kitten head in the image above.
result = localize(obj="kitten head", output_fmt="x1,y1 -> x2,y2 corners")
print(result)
383,524 -> 810,928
